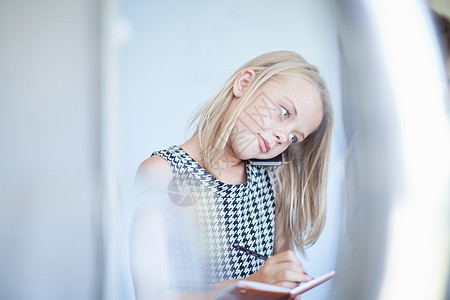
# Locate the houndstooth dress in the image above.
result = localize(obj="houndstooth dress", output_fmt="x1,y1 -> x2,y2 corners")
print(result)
152,145 -> 277,286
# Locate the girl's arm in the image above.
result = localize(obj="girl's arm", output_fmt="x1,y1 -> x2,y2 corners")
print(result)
131,156 -> 170,299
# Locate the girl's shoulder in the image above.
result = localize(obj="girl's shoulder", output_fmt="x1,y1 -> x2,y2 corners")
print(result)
135,154 -> 173,189
139,154 -> 172,176
137,145 -> 187,180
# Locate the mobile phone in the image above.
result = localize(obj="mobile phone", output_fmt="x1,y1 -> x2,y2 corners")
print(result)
248,152 -> 288,166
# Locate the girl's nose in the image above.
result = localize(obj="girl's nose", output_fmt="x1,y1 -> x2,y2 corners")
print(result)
274,130 -> 288,144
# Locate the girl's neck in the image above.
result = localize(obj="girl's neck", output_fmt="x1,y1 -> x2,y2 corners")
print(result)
181,135 -> 247,184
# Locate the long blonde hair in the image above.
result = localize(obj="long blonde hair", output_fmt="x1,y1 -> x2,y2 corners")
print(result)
189,51 -> 333,253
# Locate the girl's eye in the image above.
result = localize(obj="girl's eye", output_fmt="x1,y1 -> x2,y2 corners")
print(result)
281,106 -> 289,119
289,133 -> 298,144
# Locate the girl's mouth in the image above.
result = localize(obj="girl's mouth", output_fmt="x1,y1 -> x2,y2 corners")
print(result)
258,134 -> 271,153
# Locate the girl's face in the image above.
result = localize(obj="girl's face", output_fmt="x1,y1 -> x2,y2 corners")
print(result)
228,75 -> 323,161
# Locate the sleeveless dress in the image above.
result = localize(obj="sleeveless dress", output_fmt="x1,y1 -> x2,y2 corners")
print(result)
152,145 -> 277,287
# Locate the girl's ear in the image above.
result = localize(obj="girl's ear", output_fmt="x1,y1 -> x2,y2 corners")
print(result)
232,70 -> 255,98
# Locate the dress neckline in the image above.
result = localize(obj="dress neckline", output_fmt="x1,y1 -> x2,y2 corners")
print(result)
173,145 -> 250,187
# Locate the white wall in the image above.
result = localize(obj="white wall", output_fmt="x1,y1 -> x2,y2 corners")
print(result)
0,1 -> 101,299
112,1 -> 346,299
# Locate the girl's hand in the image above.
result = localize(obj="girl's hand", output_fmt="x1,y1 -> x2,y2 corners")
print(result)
245,250 -> 312,288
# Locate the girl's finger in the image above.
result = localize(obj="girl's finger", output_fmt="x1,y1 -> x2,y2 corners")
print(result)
273,270 -> 313,285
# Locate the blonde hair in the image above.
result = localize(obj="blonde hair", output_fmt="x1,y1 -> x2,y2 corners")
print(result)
189,51 -> 333,253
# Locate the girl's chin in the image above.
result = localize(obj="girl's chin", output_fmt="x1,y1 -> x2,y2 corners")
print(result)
233,148 -> 257,161
241,154 -> 272,161
238,154 -> 259,161
235,147 -> 276,161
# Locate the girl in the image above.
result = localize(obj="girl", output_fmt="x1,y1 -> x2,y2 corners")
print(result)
131,50 -> 333,298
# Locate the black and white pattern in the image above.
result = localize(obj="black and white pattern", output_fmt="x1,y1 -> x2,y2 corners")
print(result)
152,145 -> 277,283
